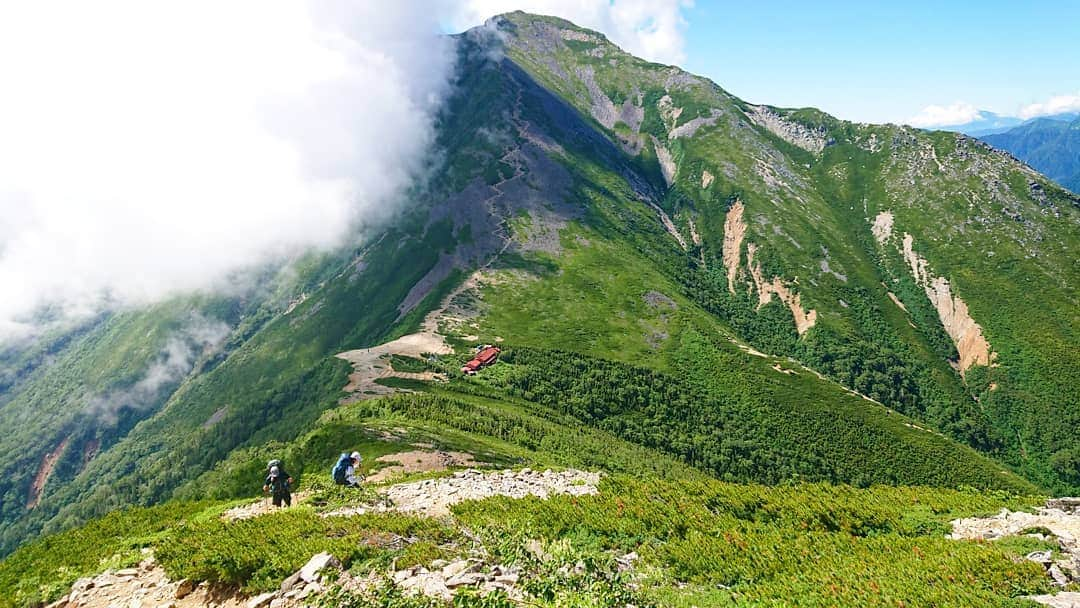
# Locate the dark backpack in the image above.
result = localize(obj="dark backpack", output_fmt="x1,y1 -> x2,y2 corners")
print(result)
267,460 -> 290,493
332,453 -> 351,485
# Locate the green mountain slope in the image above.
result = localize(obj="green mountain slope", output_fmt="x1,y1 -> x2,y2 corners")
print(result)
982,117 -> 1080,193
486,12 -> 1079,488
1,11 -> 1077,562
0,388 -> 1055,607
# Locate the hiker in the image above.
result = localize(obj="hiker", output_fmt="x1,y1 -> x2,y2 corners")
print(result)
332,451 -> 364,487
262,459 -> 293,507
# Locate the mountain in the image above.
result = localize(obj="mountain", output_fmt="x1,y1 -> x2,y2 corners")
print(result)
1,12 -> 1079,601
930,109 -> 1024,136
981,116 -> 1080,193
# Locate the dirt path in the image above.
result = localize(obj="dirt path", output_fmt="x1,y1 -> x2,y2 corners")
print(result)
366,450 -> 482,483
336,333 -> 451,397
335,268 -> 501,400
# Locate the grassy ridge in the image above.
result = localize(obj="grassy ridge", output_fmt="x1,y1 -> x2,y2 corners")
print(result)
0,469 -> 1050,608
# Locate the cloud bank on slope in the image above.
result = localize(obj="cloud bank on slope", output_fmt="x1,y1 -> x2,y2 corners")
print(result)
0,1 -> 454,341
83,314 -> 231,427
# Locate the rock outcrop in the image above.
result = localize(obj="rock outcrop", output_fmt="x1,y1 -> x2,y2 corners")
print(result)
951,498 -> 1080,606
746,105 -> 829,153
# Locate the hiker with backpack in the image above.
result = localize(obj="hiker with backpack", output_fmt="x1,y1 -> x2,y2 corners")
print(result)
332,451 -> 363,487
263,459 -> 293,507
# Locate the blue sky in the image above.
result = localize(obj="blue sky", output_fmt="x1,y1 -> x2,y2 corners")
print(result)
679,0 -> 1080,124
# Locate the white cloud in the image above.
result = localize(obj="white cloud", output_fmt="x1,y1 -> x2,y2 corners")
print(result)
1019,93 -> 1080,119
83,314 -> 230,426
449,0 -> 693,65
0,1 -> 455,341
905,102 -> 982,128
0,1 -> 697,343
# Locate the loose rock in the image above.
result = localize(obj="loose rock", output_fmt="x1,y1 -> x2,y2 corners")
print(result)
299,552 -> 342,583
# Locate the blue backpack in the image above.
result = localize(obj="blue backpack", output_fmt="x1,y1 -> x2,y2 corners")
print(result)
332,453 -> 351,485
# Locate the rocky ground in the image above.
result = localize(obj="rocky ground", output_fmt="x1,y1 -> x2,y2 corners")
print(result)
50,468 -> 602,608
324,468 -> 600,518
36,550 -> 248,608
47,478 -> 1079,608
951,497 -> 1080,606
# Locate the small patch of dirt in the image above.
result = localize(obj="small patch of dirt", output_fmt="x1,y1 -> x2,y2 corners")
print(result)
223,491 -> 313,522
367,450 -> 483,483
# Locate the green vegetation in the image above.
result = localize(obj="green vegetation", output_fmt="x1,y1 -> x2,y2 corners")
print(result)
0,18 -> 1077,608
456,477 -> 1050,607
157,509 -> 460,592
0,469 -> 1052,608
0,501 -> 212,606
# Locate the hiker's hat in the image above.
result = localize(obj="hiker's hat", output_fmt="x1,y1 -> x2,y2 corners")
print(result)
350,451 -> 362,461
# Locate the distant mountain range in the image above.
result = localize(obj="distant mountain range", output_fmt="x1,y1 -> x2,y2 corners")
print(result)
926,110 -> 1025,136
926,110 -> 1078,137
918,111 -> 1079,192
980,117 -> 1080,193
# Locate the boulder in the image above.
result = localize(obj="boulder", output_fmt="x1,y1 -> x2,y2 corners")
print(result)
524,539 -> 547,560
280,571 -> 303,593
1027,591 -> 1080,607
174,579 -> 195,599
1027,551 -> 1054,565
246,592 -> 275,608
300,552 -> 342,583
299,582 -> 324,599
441,560 -> 480,579
1047,498 -> 1080,514
43,596 -> 69,608
393,568 -> 415,583
1049,564 -> 1071,587
399,572 -> 451,600
445,572 -> 485,588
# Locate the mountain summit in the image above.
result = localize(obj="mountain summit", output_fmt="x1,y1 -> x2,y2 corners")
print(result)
1,14 -> 1078,600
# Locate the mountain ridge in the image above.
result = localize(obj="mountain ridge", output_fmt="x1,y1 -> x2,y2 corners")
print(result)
0,11 -> 1077,565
